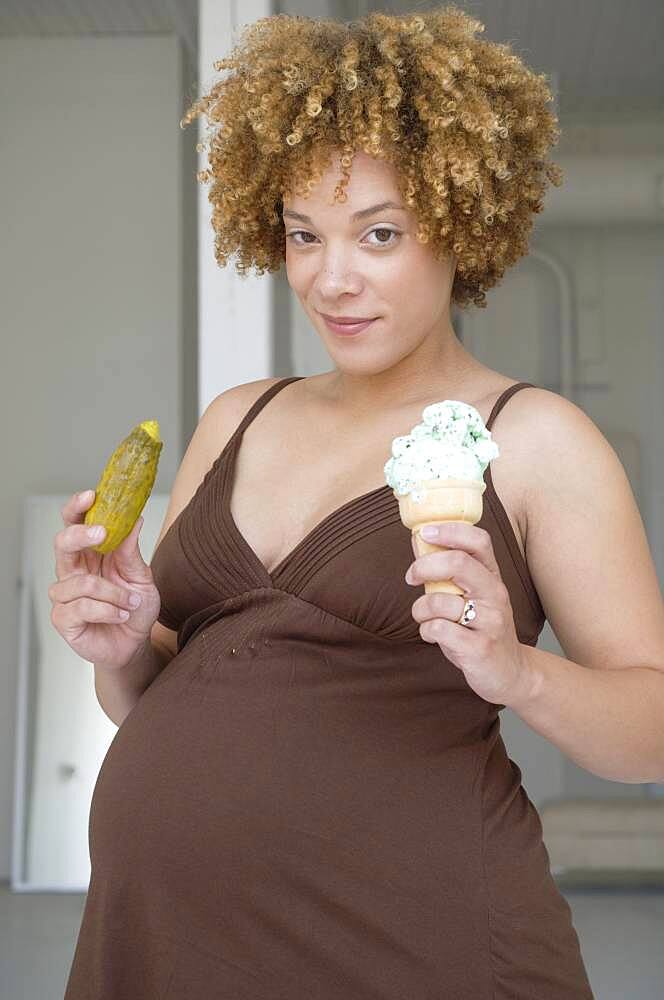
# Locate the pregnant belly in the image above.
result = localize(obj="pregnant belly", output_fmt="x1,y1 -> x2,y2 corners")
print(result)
87,634 -> 495,997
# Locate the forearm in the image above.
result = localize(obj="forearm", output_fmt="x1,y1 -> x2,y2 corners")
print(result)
94,638 -> 169,727
509,644 -> 664,783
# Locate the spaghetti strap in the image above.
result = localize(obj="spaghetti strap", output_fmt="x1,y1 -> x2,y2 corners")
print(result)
485,381 -> 538,432
232,376 -> 304,441
206,376 -> 305,473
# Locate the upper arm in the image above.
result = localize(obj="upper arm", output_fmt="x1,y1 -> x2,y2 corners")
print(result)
521,389 -> 664,673
149,376 -> 284,661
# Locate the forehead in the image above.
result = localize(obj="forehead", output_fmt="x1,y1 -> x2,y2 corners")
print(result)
282,199 -> 407,225
282,147 -> 404,217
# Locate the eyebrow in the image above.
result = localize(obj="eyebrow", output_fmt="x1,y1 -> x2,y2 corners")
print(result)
282,200 -> 407,224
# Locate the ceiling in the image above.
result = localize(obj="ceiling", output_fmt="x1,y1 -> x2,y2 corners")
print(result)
0,0 -> 198,58
437,0 -> 664,117
0,0 -> 662,117
313,0 -> 664,118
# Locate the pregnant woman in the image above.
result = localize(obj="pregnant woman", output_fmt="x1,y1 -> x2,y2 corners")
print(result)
51,6 -> 664,997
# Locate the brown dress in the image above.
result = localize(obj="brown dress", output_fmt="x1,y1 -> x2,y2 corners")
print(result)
64,376 -> 594,999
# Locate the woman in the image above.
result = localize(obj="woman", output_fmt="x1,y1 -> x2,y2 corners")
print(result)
54,7 -> 664,998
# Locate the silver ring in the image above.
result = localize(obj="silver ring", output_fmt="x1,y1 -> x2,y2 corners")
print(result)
457,597 -> 477,627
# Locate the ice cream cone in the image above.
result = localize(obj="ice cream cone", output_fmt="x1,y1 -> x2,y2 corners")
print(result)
394,478 -> 486,596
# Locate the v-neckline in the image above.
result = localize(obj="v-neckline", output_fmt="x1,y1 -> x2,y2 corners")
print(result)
222,427 -> 395,586
216,373 -> 528,589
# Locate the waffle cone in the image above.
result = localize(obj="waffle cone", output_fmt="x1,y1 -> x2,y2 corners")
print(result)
394,478 -> 486,596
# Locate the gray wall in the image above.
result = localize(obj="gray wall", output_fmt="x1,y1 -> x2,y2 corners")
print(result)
0,34 -> 195,879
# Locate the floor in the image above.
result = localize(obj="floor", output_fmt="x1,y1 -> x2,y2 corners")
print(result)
1,881 -> 663,999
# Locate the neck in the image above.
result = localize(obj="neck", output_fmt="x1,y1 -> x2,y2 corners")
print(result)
323,326 -> 480,417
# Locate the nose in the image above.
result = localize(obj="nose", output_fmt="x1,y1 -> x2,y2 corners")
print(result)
311,260 -> 363,299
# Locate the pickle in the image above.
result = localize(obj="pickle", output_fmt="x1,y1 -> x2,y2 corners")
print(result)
84,420 -> 163,554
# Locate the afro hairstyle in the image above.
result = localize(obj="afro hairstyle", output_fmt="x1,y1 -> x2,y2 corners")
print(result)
181,4 -> 563,309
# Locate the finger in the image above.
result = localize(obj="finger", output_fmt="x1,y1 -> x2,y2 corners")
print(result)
48,574 -> 141,614
52,595 -> 132,631
412,521 -> 501,576
418,614 -> 478,651
111,516 -> 152,582
55,521 -> 107,581
55,491 -> 101,579
407,547 -> 495,600
412,593 -> 502,637
410,591 -> 468,626
60,489 -> 95,528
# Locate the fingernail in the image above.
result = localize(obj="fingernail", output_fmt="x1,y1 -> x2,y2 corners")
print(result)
420,525 -> 438,540
128,592 -> 141,608
79,490 -> 93,502
88,526 -> 104,539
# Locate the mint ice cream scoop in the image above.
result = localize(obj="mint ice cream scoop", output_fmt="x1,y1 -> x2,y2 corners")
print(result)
384,399 -> 500,500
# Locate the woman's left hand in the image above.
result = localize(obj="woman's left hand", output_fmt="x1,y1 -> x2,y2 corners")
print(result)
405,521 -> 534,706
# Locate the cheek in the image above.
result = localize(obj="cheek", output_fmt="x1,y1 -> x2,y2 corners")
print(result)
379,253 -> 430,304
284,254 -> 306,289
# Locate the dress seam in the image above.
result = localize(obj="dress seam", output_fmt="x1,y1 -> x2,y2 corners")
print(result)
275,587 -> 424,645
476,737 -> 497,1000
177,586 -> 424,653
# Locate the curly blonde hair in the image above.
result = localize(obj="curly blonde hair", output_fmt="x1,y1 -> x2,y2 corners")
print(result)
181,4 -> 563,310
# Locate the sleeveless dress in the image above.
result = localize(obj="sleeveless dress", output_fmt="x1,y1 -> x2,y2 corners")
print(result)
64,377 -> 594,999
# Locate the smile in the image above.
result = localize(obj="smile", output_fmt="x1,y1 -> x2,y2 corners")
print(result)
320,315 -> 377,336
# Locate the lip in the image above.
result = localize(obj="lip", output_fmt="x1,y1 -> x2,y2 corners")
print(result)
320,313 -> 375,323
319,312 -> 378,336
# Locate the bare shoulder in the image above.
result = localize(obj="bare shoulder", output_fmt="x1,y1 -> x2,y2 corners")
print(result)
152,376 -> 284,553
498,386 -> 620,511
492,382 -> 625,545
207,375 -> 285,421
483,381 -> 593,439
204,376 -> 286,457
504,387 -> 664,674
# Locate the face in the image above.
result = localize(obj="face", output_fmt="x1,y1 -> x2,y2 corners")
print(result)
281,148 -> 460,383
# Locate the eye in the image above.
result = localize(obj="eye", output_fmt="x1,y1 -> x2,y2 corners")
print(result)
286,230 -> 318,245
285,227 -> 402,248
367,227 -> 401,246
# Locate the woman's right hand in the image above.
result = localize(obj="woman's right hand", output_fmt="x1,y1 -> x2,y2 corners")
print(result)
49,490 -> 162,671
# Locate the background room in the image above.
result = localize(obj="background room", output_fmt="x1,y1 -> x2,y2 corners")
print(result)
1,1 -> 663,998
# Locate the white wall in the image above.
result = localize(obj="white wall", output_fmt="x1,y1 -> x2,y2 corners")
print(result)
0,35 -> 187,880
